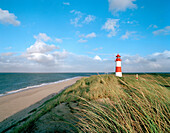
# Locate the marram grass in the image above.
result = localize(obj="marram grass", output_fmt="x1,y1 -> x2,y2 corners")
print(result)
72,74 -> 170,133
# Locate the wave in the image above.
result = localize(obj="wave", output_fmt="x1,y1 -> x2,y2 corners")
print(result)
0,76 -> 82,97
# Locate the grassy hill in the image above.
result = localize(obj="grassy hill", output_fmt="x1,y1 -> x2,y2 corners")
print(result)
6,74 -> 170,132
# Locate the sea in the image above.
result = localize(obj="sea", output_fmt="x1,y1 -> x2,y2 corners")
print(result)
0,73 -> 102,97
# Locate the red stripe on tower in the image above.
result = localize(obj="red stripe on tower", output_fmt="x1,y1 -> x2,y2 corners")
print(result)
116,67 -> 122,72
115,54 -> 122,77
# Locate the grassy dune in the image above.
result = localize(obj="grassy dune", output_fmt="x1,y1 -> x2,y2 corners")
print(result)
10,74 -> 170,132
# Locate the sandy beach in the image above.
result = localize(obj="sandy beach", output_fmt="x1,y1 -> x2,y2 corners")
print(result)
0,77 -> 81,122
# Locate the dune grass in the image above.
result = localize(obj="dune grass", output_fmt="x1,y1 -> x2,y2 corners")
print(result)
73,74 -> 170,132
11,74 -> 170,133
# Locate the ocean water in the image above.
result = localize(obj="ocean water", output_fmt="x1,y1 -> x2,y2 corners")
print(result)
0,73 -> 100,96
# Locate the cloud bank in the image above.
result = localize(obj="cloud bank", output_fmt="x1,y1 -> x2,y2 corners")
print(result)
0,33 -> 169,72
122,50 -> 170,72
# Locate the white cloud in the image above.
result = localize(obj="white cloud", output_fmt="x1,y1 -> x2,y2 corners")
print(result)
27,53 -> 56,65
93,47 -> 103,51
86,32 -> 96,38
70,10 -> 96,27
70,10 -> 83,27
108,0 -> 137,14
55,38 -> 63,43
78,39 -> 88,43
152,50 -> 170,57
102,19 -> 119,37
83,15 -> 96,24
79,32 -> 96,38
34,33 -> 51,42
121,31 -> 136,40
71,17 -> 82,27
26,40 -> 58,54
0,8 -> 20,26
153,26 -> 170,35
22,33 -> 66,66
148,24 -> 158,29
26,49 -> 68,66
24,34 -> 63,65
94,55 -> 102,61
121,31 -> 130,40
63,2 -> 70,5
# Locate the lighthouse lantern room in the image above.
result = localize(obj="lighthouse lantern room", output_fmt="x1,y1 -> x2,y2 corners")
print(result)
115,54 -> 122,77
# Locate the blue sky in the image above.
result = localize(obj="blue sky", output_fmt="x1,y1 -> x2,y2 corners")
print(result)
0,0 -> 170,72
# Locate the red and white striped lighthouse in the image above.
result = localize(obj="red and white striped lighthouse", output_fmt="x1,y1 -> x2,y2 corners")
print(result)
115,54 -> 122,77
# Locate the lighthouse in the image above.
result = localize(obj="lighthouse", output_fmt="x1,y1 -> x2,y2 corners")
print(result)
115,54 -> 122,77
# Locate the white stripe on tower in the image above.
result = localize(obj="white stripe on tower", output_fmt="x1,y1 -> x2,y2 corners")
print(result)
116,61 -> 121,67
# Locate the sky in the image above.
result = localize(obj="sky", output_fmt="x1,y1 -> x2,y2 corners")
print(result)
0,0 -> 170,72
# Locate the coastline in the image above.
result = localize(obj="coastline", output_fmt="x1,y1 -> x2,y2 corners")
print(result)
0,77 -> 82,122
0,76 -> 82,97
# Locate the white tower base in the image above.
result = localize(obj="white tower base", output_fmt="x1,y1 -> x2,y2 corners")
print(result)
115,72 -> 122,77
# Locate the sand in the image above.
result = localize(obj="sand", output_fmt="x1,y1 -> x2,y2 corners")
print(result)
0,77 -> 81,122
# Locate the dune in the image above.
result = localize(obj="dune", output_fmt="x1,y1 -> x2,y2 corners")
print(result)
1,74 -> 169,132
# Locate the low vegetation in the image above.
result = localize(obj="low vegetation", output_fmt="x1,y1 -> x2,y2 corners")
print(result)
11,74 -> 170,132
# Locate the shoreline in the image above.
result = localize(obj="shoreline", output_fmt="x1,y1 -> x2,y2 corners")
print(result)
0,77 -> 82,122
0,76 -> 82,97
